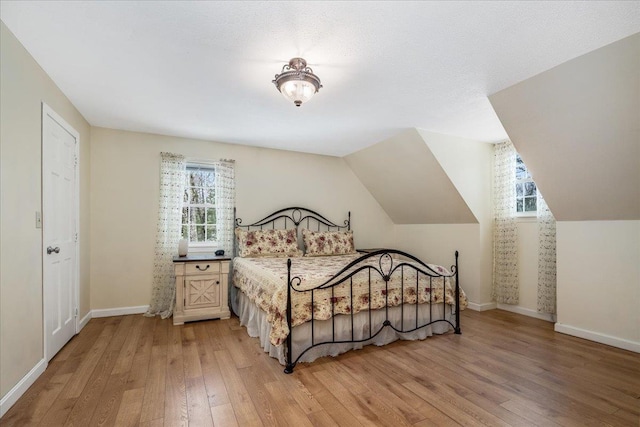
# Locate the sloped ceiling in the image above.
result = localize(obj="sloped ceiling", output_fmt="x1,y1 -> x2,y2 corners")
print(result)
490,33 -> 640,221
344,129 -> 477,224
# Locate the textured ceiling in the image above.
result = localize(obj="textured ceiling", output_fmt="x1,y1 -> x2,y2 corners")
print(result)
1,1 -> 639,156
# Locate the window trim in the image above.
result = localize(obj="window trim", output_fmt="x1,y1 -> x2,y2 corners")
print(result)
183,160 -> 218,252
515,154 -> 537,216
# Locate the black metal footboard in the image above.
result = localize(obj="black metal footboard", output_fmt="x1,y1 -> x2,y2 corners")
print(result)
284,249 -> 461,374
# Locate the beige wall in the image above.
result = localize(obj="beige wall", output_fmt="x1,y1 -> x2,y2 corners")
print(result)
515,221 -> 540,312
345,129 -> 477,224
395,224 -> 483,304
0,22 -> 91,398
490,33 -> 640,221
344,128 -> 493,307
490,33 -> 639,348
89,127 -> 394,309
418,130 -> 494,306
556,221 -> 640,349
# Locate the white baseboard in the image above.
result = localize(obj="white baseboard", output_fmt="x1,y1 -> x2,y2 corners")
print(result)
91,305 -> 149,318
78,310 -> 92,331
467,302 -> 497,311
0,358 -> 47,418
497,303 -> 555,322
555,323 -> 640,353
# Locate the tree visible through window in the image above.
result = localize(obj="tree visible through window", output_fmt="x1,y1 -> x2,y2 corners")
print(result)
516,154 -> 537,214
182,165 -> 217,246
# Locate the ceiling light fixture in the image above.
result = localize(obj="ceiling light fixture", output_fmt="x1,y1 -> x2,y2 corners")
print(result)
272,57 -> 322,107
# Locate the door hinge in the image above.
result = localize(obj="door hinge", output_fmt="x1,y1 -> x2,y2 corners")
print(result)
75,233 -> 78,242
74,155 -> 78,167
75,307 -> 79,317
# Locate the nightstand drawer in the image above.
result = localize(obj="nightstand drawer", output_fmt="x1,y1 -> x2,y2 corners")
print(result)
185,262 -> 221,275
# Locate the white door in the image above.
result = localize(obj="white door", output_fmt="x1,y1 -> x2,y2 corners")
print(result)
42,103 -> 79,361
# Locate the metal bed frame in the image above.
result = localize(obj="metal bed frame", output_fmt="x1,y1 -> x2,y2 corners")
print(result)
234,207 -> 461,374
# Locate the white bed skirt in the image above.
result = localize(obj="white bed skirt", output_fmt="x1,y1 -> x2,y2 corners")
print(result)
231,286 -> 456,366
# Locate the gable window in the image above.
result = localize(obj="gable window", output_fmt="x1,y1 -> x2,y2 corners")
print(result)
515,154 -> 537,215
182,164 -> 217,251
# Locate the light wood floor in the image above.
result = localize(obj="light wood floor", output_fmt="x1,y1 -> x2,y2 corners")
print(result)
2,309 -> 639,426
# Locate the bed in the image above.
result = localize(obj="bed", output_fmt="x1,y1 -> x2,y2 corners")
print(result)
231,207 -> 466,373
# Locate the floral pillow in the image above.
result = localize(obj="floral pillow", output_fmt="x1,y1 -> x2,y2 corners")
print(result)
235,228 -> 302,258
302,229 -> 357,257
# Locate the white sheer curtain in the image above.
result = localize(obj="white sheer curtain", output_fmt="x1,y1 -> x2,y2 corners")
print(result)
145,152 -> 186,318
213,159 -> 235,255
537,193 -> 557,314
492,141 -> 519,304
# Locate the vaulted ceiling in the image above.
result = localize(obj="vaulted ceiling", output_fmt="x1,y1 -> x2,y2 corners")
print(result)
1,1 -> 639,156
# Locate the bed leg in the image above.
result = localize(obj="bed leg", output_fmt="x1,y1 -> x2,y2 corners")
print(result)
454,250 -> 461,335
284,363 -> 296,374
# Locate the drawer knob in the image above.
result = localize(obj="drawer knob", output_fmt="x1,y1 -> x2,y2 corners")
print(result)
216,281 -> 220,285
196,264 -> 210,271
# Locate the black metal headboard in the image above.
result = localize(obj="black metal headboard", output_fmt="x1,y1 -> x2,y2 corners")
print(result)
235,206 -> 350,231
234,207 -> 351,256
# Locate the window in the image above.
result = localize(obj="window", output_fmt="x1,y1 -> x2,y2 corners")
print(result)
182,164 -> 217,250
515,154 -> 537,215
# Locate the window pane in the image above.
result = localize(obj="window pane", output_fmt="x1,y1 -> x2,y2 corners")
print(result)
205,188 -> 215,204
204,170 -> 215,187
190,170 -> 206,187
206,226 -> 216,242
515,183 -> 523,197
183,188 -> 189,203
191,187 -> 206,204
182,207 -> 188,224
197,225 -> 206,241
525,197 -> 537,212
206,208 -> 216,224
181,225 -> 188,239
189,225 -> 206,242
190,207 -> 206,224
189,225 -> 198,241
525,181 -> 536,196
516,198 -> 523,212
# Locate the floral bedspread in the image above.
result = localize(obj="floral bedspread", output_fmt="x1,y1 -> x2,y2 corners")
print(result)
233,254 -> 468,346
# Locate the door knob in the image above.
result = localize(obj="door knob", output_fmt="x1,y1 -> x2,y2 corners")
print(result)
47,246 -> 60,254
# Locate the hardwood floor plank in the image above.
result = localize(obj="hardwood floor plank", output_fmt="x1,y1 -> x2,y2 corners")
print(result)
236,364 -> 280,426
0,361 -> 67,426
263,380 -> 315,427
139,418 -> 164,427
125,315 -> 156,390
214,349 -> 264,426
2,310 -> 638,427
111,314 -> 145,375
87,372 -> 128,426
340,356 -> 425,424
139,342 -> 168,422
164,324 -> 188,427
210,402 -> 239,427
185,376 -> 214,427
313,368 -> 381,426
59,317 -> 123,400
402,380 -> 507,427
114,387 -> 145,427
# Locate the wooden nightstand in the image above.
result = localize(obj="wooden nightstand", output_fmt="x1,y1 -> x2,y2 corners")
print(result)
173,254 -> 231,325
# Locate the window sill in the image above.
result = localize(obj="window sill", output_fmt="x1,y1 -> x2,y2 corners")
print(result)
188,246 -> 218,253
516,215 -> 537,223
